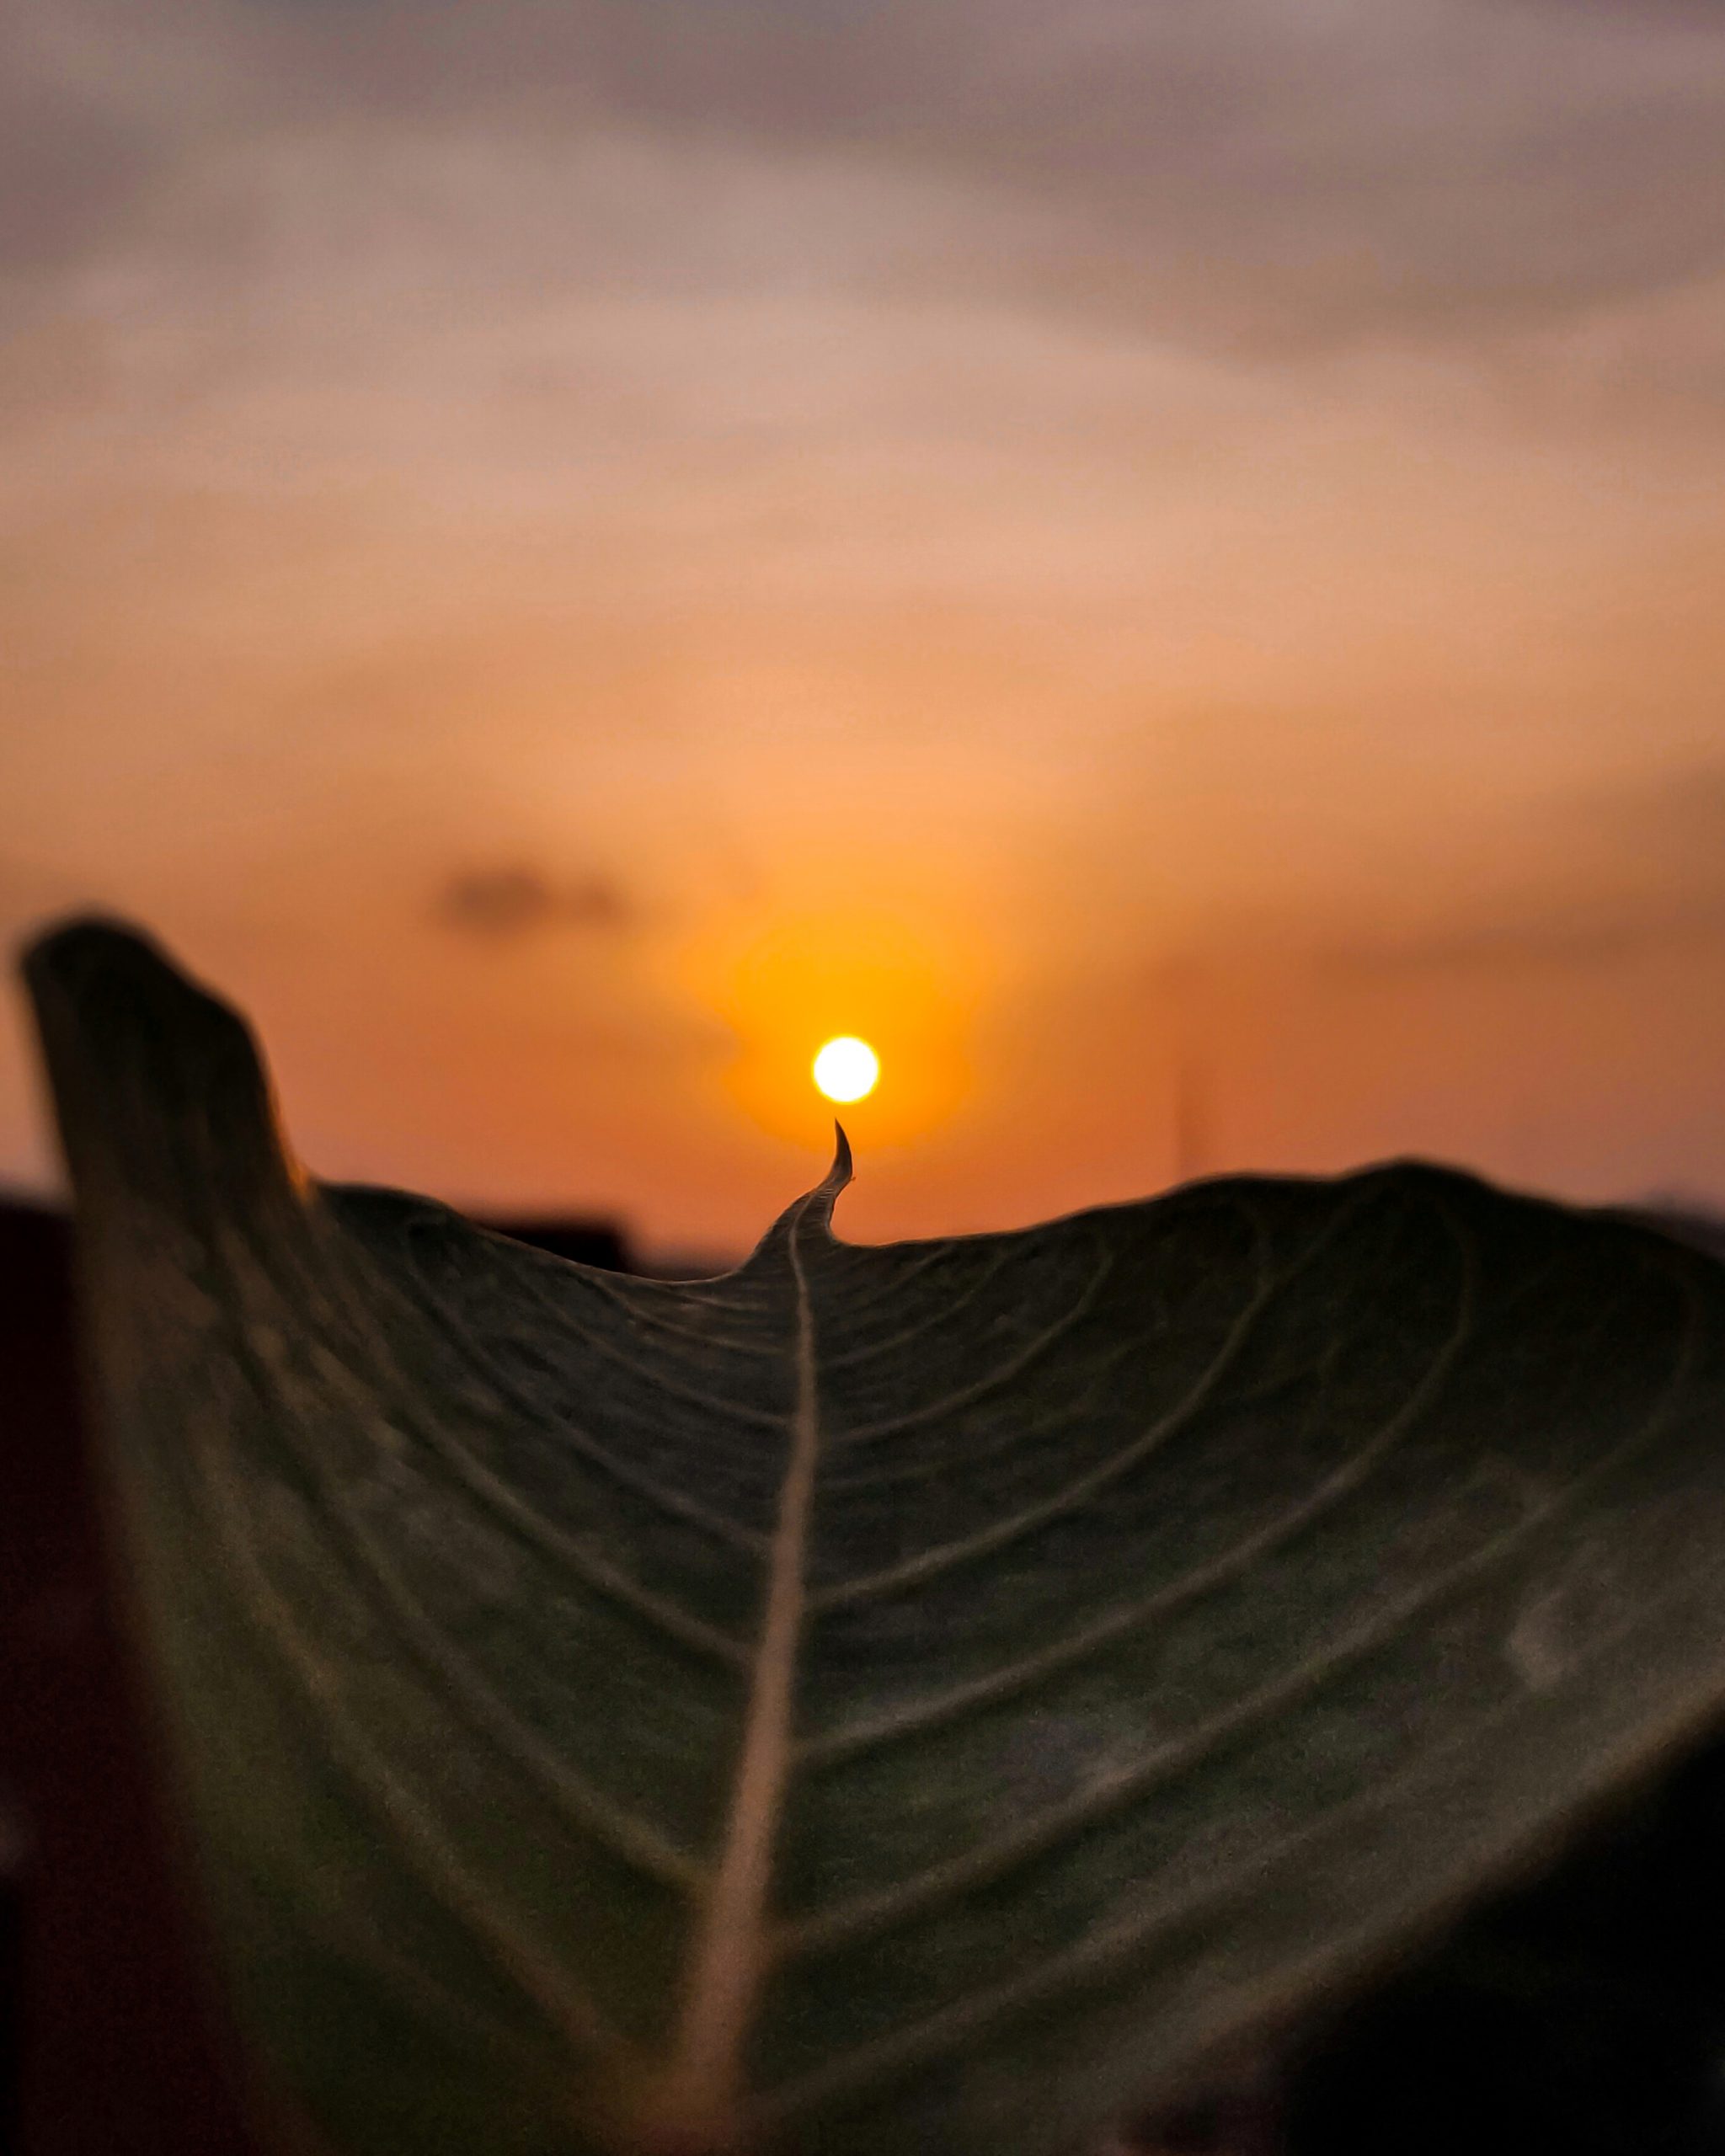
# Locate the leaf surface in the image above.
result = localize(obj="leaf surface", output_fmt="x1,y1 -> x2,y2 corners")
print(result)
22,917 -> 1725,2156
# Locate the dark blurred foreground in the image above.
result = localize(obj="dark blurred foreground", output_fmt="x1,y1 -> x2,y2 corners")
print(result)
5,1193 -> 1725,2156
0,1196 -> 638,2155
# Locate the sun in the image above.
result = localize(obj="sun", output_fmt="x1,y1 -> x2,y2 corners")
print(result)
813,1035 -> 879,1103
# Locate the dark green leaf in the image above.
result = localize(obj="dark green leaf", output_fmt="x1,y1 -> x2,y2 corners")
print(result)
21,917 -> 1725,2156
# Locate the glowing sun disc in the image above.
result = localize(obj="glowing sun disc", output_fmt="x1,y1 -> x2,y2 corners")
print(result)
813,1036 -> 879,1103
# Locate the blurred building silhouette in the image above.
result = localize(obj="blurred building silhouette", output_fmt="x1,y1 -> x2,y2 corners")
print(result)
477,1213 -> 633,1271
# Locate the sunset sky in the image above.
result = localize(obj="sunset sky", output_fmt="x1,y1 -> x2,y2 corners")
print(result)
4,0 -> 1725,1257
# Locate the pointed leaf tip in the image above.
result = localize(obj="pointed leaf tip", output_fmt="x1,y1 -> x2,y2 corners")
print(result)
795,1121 -> 853,1235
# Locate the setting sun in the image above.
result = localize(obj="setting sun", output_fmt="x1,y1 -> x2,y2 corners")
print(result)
813,1037 -> 879,1104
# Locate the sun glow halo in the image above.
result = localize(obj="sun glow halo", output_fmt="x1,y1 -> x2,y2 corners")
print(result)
813,1036 -> 879,1103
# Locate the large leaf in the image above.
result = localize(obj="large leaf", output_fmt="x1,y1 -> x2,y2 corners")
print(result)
22,917 -> 1725,2156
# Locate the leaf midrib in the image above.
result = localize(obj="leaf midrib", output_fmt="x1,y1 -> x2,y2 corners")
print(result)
651,1182 -> 830,2139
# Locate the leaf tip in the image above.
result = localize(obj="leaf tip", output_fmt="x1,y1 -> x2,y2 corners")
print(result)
800,1120 -> 853,1230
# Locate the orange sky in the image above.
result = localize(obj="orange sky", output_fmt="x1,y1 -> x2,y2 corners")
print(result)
4,0 -> 1725,1258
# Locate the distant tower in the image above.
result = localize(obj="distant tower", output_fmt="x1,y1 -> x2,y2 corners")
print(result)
1172,1049 -> 1206,1186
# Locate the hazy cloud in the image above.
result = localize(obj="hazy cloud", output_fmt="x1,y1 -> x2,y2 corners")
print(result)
0,83 -> 160,279
8,0 -> 1725,354
1316,760 -> 1725,981
1610,759 -> 1725,854
1318,907 -> 1725,979
435,866 -> 636,938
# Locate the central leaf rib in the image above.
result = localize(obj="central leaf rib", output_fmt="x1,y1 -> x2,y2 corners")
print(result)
654,1177 -> 833,2143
